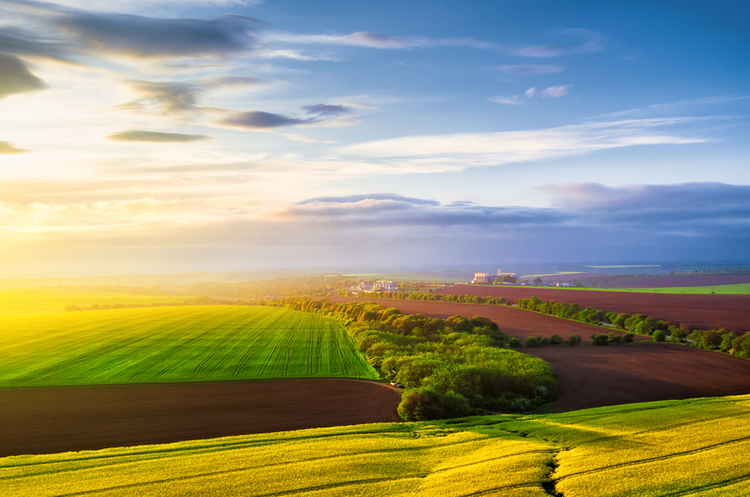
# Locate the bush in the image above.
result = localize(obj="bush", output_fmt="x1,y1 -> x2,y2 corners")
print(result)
607,332 -> 621,344
397,388 -> 475,421
622,333 -> 635,343
566,334 -> 580,346
591,334 -> 609,346
525,336 -> 539,348
550,334 -> 564,345
539,336 -> 550,346
508,337 -> 522,348
652,329 -> 667,342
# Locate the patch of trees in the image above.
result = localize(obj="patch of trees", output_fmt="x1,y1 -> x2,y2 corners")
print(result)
353,291 -> 508,306
259,297 -> 556,420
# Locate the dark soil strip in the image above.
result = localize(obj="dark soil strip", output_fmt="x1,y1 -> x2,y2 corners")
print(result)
526,343 -> 750,412
432,286 -> 750,332
0,378 -> 402,457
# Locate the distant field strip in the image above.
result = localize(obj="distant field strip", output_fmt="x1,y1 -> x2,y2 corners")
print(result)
0,306 -> 378,387
0,287 -> 193,317
4,395 -> 750,496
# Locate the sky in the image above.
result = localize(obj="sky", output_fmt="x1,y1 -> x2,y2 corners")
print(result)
0,0 -> 749,277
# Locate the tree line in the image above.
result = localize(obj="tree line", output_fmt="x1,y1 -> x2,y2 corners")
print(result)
515,296 -> 750,354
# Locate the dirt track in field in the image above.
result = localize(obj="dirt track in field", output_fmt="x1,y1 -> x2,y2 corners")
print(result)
433,286 -> 750,331
0,378 -> 402,457
329,296 -> 613,340
527,343 -> 750,411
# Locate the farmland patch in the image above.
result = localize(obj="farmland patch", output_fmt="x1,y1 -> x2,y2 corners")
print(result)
0,305 -> 378,387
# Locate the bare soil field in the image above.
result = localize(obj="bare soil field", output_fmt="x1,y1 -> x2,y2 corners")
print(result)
527,343 -> 750,411
0,378 -> 402,457
433,286 -> 750,331
329,296 -> 610,340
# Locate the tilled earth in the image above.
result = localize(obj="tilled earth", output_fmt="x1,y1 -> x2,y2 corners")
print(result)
0,378 -> 402,457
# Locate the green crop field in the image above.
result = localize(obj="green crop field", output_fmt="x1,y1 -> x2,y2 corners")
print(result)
0,305 -> 377,387
3,394 -> 750,496
0,286 -> 194,317
517,283 -> 750,295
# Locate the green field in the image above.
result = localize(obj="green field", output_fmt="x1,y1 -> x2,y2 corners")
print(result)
3,394 -> 749,496
516,283 -> 750,295
0,306 -> 378,387
0,286 -> 194,317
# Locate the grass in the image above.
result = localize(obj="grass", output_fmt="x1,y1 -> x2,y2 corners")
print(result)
3,394 -> 750,496
0,286 -> 193,317
0,305 -> 378,387
504,284 -> 750,295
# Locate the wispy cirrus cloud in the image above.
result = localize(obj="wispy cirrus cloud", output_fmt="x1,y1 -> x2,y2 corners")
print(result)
107,130 -> 211,143
514,29 -> 604,57
498,64 -> 563,74
336,118 -> 709,173
491,84 -> 572,105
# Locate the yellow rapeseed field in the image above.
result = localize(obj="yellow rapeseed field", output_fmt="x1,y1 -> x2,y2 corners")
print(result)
3,394 -> 750,496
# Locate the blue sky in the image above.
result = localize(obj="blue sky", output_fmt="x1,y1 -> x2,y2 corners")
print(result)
0,0 -> 748,276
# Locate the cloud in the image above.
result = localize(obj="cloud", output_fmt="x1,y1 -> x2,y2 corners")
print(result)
266,32 -> 505,51
543,182 -> 750,226
491,85 -> 572,105
489,95 -> 525,105
282,195 -> 565,227
299,193 -> 440,206
0,53 -> 46,98
539,85 -> 571,97
515,29 -> 604,57
304,104 -> 352,116
114,76 -> 273,117
337,118 -> 709,173
53,12 -> 260,59
0,27 -> 70,62
219,103 -> 358,130
0,141 -> 31,154
498,64 -> 563,75
265,32 -> 430,49
107,130 -> 211,142
220,110 -> 310,129
121,80 -> 200,114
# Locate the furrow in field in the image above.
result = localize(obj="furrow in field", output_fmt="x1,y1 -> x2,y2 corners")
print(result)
230,310 -> 287,377
557,435 -> 750,481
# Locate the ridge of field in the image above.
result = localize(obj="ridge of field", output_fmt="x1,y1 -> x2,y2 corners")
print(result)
0,306 -> 377,387
328,296 -> 750,411
433,286 -> 750,331
0,286 -> 194,317
4,394 -> 750,497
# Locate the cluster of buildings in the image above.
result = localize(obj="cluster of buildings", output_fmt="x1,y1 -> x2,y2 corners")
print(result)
356,279 -> 397,292
471,270 -> 519,285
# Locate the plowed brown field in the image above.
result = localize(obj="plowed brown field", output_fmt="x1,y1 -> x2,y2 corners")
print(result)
433,286 -> 750,331
527,343 -> 750,411
0,378 -> 402,457
329,296 -> 613,340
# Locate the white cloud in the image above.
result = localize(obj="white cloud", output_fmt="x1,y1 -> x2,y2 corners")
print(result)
539,85 -> 571,98
336,118 -> 709,173
491,85 -> 572,105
